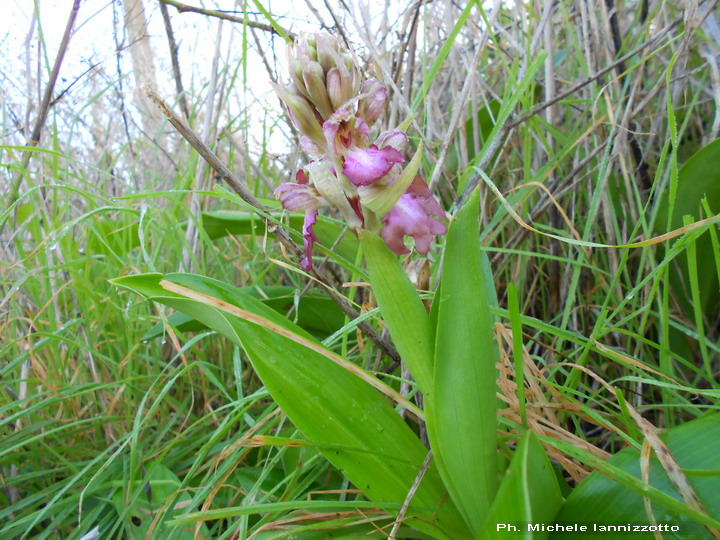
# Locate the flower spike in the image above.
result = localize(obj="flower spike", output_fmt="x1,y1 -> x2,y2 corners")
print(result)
272,31 -> 447,264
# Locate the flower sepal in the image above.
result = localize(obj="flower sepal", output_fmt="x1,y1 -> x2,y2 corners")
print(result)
357,144 -> 423,217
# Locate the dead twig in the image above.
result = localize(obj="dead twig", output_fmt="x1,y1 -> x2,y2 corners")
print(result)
157,0 -> 294,39
159,1 -> 190,119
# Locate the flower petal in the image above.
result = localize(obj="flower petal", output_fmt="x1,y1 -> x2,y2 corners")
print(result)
301,209 -> 318,270
358,79 -> 387,126
342,145 -> 405,186
380,177 -> 447,254
274,182 -> 328,211
300,136 -> 325,159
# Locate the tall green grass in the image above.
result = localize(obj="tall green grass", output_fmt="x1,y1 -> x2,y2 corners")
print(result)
2,0 -> 719,537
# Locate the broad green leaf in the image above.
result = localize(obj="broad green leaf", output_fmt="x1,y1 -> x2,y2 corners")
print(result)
656,138 -> 720,320
552,414 -> 720,539
143,285 -> 346,339
200,210 -> 359,263
658,138 -> 720,229
359,229 -> 434,394
112,462 -> 209,539
426,188 -> 498,534
477,431 -> 562,539
111,272 -> 470,539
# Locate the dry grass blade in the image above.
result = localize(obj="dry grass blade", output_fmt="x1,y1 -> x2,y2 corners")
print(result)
388,451 -> 433,540
641,439 -> 662,540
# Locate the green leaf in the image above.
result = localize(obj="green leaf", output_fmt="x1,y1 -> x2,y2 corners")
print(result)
199,209 -> 360,263
143,285 -> 346,339
111,272 -> 470,539
476,432 -> 562,539
426,188 -> 498,534
655,138 -> 720,320
552,414 -> 720,539
358,230 -> 434,394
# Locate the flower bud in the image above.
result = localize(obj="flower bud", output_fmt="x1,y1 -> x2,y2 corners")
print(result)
288,54 -> 310,99
272,82 -> 325,147
274,182 -> 328,211
301,58 -> 334,119
357,79 -> 387,126
374,129 -> 408,153
327,68 -> 344,111
300,136 -> 324,159
315,33 -> 339,73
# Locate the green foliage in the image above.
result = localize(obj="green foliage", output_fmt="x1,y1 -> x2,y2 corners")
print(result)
656,138 -> 720,322
426,189 -> 498,533
553,415 -> 720,539
112,462 -> 210,539
112,272 -> 470,538
4,0 -> 720,538
478,432 -> 562,539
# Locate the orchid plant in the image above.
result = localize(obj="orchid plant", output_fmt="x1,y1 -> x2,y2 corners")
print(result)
271,33 -> 447,269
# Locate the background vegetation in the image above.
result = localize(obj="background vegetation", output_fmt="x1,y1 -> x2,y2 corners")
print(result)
2,0 -> 719,538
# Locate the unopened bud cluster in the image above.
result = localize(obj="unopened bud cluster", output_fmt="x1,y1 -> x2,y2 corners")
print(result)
273,32 -> 447,269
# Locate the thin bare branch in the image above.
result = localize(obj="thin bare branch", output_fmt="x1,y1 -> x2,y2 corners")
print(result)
157,0 -> 294,39
4,0 -> 82,234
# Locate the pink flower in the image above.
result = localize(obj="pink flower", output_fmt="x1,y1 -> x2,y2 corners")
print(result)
381,177 -> 447,255
342,145 -> 405,186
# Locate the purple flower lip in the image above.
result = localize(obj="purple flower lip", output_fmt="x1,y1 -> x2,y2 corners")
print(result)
381,177 -> 448,255
342,145 -> 405,186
